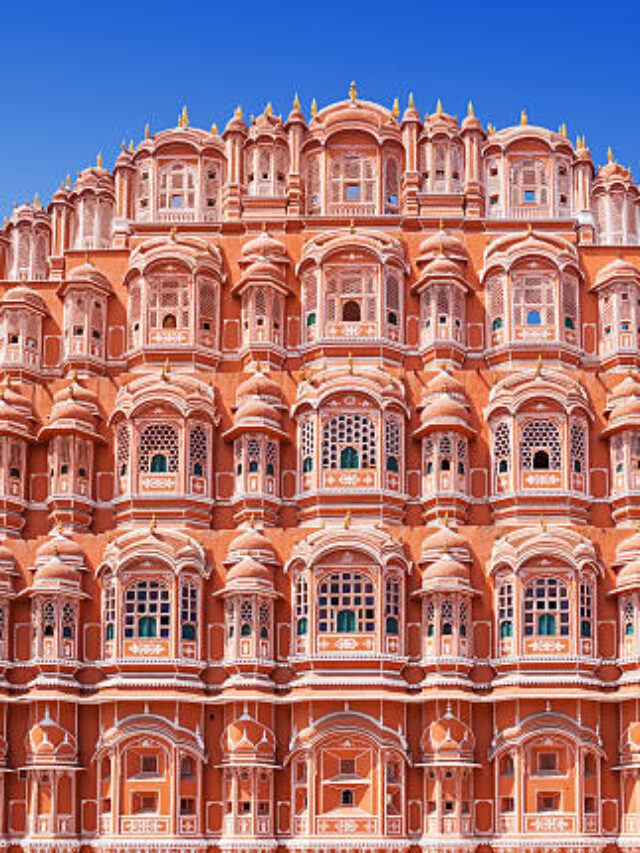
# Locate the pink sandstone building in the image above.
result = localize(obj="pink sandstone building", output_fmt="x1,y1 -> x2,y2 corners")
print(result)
0,84 -> 638,853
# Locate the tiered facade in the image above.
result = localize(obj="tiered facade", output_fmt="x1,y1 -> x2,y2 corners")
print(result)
0,86 -> 640,853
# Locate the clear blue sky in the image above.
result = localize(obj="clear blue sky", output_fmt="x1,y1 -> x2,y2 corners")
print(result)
1,0 -> 639,218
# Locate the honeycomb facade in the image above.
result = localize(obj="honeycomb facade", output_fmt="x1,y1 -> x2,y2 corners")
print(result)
0,88 -> 638,853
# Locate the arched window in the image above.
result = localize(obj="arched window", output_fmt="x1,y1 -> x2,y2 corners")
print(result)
317,572 -> 375,634
322,414 -> 377,471
342,300 -> 361,322
385,576 -> 401,636
158,162 -> 196,211
328,151 -> 376,210
295,576 -> 309,637
139,424 -> 180,474
441,599 -> 454,635
523,577 -> 569,638
124,580 -> 170,640
521,421 -> 561,471
239,599 -> 253,637
494,422 -> 511,477
147,275 -> 191,332
42,601 -> 55,637
498,581 -> 514,640
188,425 -> 208,479
526,309 -> 542,326
181,582 -> 198,641
301,419 -> 315,474
513,272 -> 556,331
104,580 -> 116,642
579,581 -> 593,638
62,602 -> 75,639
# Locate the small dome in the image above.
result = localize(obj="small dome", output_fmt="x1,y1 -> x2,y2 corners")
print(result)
422,254 -> 464,279
423,556 -> 469,583
422,712 -> 475,759
609,375 -> 640,403
236,371 -> 283,403
594,257 -> 640,289
36,532 -> 84,562
226,527 -> 278,565
222,715 -> 276,763
33,557 -> 81,588
425,370 -> 466,397
235,398 -> 282,426
2,285 -> 46,313
226,556 -> 273,586
420,396 -> 470,427
67,260 -> 111,291
621,721 -> 640,763
421,525 -> 471,560
241,231 -> 287,261
29,712 -> 78,764
418,228 -> 466,262
617,559 -> 640,590
616,532 -> 640,565
0,378 -> 34,431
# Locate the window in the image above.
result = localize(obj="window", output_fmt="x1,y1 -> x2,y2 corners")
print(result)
537,751 -> 558,775
341,789 -> 354,806
317,572 -> 375,634
524,190 -> 536,203
501,797 -> 515,813
342,299 -> 361,322
513,274 -> 556,330
148,275 -> 191,331
322,413 -> 376,471
523,577 -> 570,638
133,792 -> 158,814
494,422 -> 511,480
537,793 -> 559,813
301,419 -> 315,474
500,755 -> 514,777
117,423 -> 130,478
385,576 -> 401,636
189,425 -> 208,479
158,162 -> 195,211
62,602 -> 75,640
180,756 -> 194,779
325,266 -> 377,330
340,758 -> 356,775
141,755 -> 158,775
124,581 -> 170,640
521,420 -> 561,471
180,798 -> 195,815
385,417 -> 401,477
139,424 -> 179,474
42,601 -> 55,638
579,580 -> 593,638
295,576 -> 309,637
329,151 -> 375,209
181,582 -> 198,642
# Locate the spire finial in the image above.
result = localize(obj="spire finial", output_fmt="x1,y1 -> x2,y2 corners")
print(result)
348,352 -> 354,375
234,104 -> 243,119
121,139 -> 126,152
392,98 -> 400,119
33,193 -> 39,208
520,109 -> 528,125
349,80 -> 357,103
608,146 -> 614,164
161,359 -> 170,381
535,354 -> 543,377
408,92 -> 415,108
145,123 -> 150,139
349,218 -> 356,234
129,140 -> 134,153
436,98 -> 443,116
467,101 -> 474,117
149,514 -> 157,535
181,105 -> 189,127
97,151 -> 103,168
249,512 -> 255,528
265,102 -> 273,116
442,511 -> 450,528
540,515 -> 547,532
293,92 -> 300,110
310,98 -> 318,119
344,510 -> 352,530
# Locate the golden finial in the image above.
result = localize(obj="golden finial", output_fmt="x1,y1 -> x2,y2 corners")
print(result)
54,519 -> 64,535
310,98 -> 318,119
349,218 -> 356,234
439,218 -> 444,230
540,516 -> 547,532
121,139 -> 126,151
183,105 -> 190,127
300,365 -> 308,383
520,109 -> 528,126
349,80 -> 357,103
129,140 -> 134,153
561,123 -> 567,138
210,123 -> 218,136
265,102 -> 273,116
149,514 -> 157,535
249,512 -> 255,528
344,510 -> 352,530
408,92 -> 415,108
436,98 -> 443,116
535,354 -> 543,377
234,105 -> 243,119
145,123 -> 150,139
97,152 -> 103,168
392,98 -> 400,119
33,193 -> 39,208
170,226 -> 177,241
348,352 -> 354,375
442,511 -> 450,527
608,146 -> 614,164
161,358 -> 170,380
467,101 -> 474,117
293,92 -> 301,110
527,221 -> 533,234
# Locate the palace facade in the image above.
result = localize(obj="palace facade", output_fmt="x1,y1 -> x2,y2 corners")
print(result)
0,85 -> 639,853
